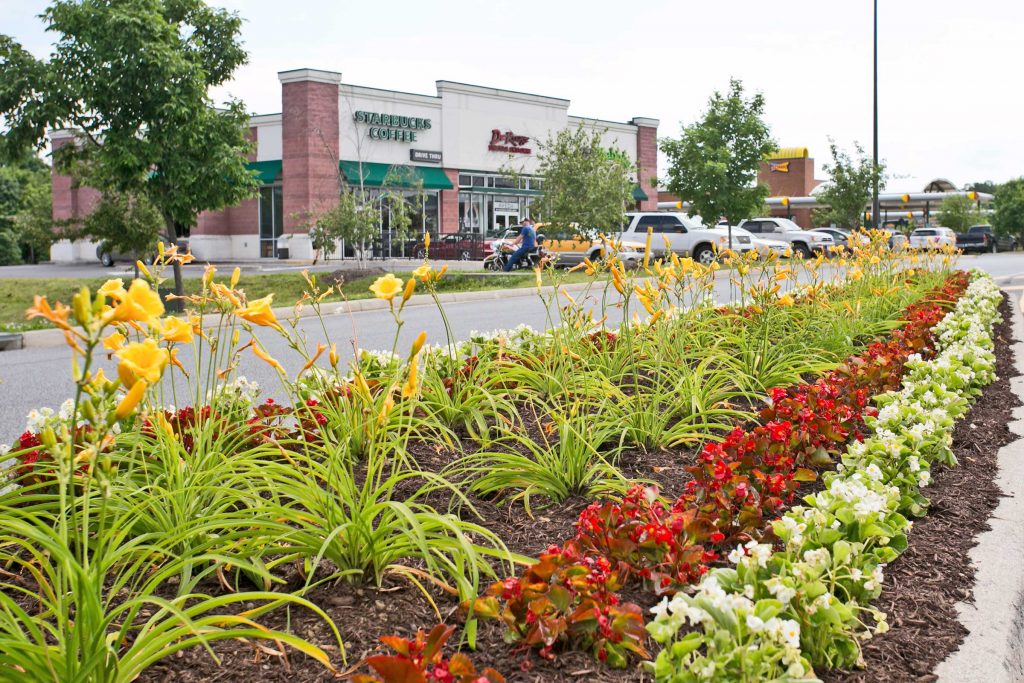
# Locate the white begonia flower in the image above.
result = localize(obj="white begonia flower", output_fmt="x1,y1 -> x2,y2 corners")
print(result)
651,596 -> 670,619
746,614 -> 766,632
907,456 -> 920,472
780,619 -> 801,648
865,463 -> 883,481
918,470 -> 931,487
728,546 -> 745,565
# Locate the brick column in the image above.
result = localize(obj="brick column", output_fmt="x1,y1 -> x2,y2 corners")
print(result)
440,168 -> 460,234
632,117 -> 660,211
279,69 -> 341,235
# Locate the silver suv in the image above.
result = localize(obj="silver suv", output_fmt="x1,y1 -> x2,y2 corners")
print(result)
737,218 -> 834,258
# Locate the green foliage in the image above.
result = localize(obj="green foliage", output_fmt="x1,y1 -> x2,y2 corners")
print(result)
813,140 -> 886,230
534,124 -> 635,239
309,189 -> 381,261
660,79 -> 776,226
936,194 -> 983,233
992,178 -> 1024,238
69,190 -> 163,259
0,155 -> 52,264
0,0 -> 258,297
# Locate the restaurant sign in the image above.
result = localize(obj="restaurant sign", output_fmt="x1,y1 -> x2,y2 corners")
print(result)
488,129 -> 531,154
354,111 -> 432,142
410,149 -> 442,164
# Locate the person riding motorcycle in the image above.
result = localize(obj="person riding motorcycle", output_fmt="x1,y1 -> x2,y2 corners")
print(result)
502,217 -> 538,272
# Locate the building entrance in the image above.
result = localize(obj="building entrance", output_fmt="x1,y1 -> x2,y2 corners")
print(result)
493,211 -> 519,233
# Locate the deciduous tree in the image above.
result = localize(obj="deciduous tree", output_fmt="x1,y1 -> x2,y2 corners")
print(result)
660,79 -> 776,246
533,124 -> 635,240
937,194 -> 983,233
993,178 -> 1024,243
0,0 -> 256,304
812,141 -> 886,230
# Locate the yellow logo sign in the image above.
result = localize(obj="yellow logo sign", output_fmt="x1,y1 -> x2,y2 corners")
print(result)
769,161 -> 790,173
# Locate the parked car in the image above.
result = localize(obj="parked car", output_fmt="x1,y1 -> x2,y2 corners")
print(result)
813,228 -> 852,252
735,217 -> 834,257
541,231 -> 648,269
615,212 -> 755,265
956,224 -> 1018,253
413,233 -> 486,260
711,225 -> 789,257
96,242 -> 156,267
909,227 -> 957,250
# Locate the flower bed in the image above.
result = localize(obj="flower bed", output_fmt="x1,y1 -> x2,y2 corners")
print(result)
0,239 -> 986,682
646,272 -> 1001,681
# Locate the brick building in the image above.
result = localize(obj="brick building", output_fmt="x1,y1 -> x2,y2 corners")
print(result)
50,68 -> 659,262
756,147 -> 822,228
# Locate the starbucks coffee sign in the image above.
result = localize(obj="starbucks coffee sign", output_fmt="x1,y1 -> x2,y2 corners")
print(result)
354,111 -> 432,142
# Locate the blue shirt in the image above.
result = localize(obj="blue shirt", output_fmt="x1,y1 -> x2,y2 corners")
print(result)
520,225 -> 536,249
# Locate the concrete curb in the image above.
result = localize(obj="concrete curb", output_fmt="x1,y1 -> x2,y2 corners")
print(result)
935,290 -> 1024,683
16,280 -> 601,350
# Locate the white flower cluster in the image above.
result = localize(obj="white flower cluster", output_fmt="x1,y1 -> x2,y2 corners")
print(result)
647,271 -> 1002,681
208,375 -> 261,407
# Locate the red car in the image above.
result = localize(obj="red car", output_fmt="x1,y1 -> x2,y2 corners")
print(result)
413,233 -> 486,260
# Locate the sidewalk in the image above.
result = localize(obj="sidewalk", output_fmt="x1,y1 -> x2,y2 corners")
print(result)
936,290 -> 1024,683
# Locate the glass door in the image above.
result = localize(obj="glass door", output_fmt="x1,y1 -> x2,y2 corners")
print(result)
493,212 -> 519,234
259,186 -> 283,258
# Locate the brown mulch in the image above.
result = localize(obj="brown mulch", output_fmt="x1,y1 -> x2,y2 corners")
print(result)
35,295 -> 1024,682
823,293 -> 1020,683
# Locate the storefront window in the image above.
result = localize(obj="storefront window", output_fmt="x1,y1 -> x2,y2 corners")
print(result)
258,185 -> 283,258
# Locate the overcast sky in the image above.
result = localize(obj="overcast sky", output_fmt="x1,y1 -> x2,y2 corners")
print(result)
8,0 -> 1024,191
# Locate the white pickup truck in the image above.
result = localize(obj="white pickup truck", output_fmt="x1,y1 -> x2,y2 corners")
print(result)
613,212 -> 755,265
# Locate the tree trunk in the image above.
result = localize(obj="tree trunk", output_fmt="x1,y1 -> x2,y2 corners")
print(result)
163,216 -> 185,313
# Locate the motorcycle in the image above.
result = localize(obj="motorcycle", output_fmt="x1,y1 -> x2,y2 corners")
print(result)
483,234 -> 547,271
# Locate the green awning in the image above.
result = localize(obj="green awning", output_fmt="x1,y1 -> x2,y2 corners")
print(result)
340,161 -> 453,190
632,185 -> 649,201
247,160 -> 282,184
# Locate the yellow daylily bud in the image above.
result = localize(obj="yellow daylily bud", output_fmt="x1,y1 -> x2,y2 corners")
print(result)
298,343 -> 327,379
378,389 -> 395,425
402,278 -> 416,302
437,264 -> 448,279
136,261 -> 151,279
203,264 -> 217,288
424,232 -> 431,251
329,342 -> 339,368
230,267 -> 241,288
401,353 -> 420,399
115,380 -> 148,420
410,331 -> 427,358
252,343 -> 285,373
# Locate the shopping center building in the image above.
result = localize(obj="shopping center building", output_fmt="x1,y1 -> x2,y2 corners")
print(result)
50,68 -> 659,262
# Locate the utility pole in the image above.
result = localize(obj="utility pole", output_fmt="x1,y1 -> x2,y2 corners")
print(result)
871,0 -> 880,230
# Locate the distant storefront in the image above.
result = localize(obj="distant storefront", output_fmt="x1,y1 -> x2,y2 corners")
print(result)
50,69 -> 659,262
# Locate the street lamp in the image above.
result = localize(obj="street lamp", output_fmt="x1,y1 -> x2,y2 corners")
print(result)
871,0 -> 880,230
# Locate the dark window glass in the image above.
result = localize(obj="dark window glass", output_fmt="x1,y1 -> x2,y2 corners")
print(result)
458,174 -> 472,187
493,175 -> 515,188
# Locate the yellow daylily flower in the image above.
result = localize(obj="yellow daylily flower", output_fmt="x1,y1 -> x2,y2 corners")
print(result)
412,263 -> 433,282
98,278 -> 127,301
106,280 -> 165,324
778,293 -> 796,307
160,316 -> 195,344
236,295 -> 281,330
116,338 -> 170,387
103,331 -> 126,352
370,274 -> 403,301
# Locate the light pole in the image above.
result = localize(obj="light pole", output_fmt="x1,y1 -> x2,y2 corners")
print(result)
871,0 -> 880,230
